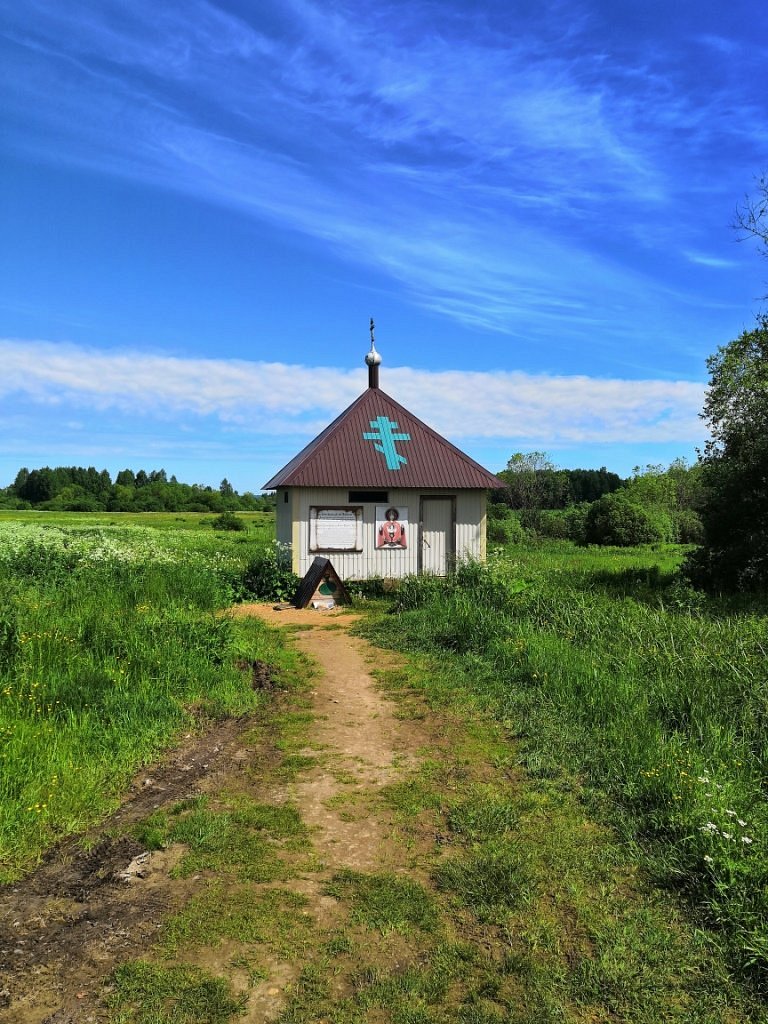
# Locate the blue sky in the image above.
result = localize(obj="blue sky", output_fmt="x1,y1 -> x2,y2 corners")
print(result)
2,0 -> 767,491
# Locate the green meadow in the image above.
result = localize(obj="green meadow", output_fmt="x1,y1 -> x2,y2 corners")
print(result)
0,508 -> 275,534
0,513 -> 279,878
362,544 -> 768,986
0,512 -> 766,995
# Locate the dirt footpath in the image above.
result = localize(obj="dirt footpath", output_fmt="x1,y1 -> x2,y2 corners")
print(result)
0,605 -> 424,1023
235,605 -> 425,1020
249,606 -> 417,870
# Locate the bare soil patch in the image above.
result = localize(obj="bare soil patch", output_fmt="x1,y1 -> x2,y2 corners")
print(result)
0,714 -> 266,1024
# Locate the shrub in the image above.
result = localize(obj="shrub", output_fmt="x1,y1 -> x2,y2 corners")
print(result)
488,519 -> 512,544
486,500 -> 508,521
585,493 -> 668,547
691,316 -> 768,590
212,511 -> 246,532
562,502 -> 590,544
675,509 -> 705,545
505,512 -> 526,544
518,508 -> 542,534
240,543 -> 299,602
487,508 -> 526,546
536,509 -> 570,540
347,576 -> 386,599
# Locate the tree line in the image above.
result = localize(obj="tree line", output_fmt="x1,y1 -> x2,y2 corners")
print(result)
496,453 -> 625,509
490,454 -> 704,548
0,466 -> 275,513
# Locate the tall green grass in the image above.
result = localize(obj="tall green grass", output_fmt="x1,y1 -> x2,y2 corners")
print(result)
0,509 -> 275,537
364,549 -> 768,985
0,520 -> 281,880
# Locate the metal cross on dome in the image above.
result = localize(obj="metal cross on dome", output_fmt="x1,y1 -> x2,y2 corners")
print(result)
363,415 -> 411,470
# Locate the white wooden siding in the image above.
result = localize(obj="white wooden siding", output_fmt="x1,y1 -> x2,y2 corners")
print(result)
283,487 -> 486,579
275,488 -> 292,547
421,497 -> 454,575
456,491 -> 485,565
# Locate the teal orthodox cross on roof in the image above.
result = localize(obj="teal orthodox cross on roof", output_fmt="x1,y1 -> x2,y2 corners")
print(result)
363,416 -> 411,470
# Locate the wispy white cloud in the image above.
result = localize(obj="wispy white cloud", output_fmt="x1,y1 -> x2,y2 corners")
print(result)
695,34 -> 742,57
0,339 -> 361,419
0,339 -> 706,446
6,2 -> 661,203
4,0 -> 756,344
684,251 -> 739,269
2,0 -> 764,371
279,2 -> 664,199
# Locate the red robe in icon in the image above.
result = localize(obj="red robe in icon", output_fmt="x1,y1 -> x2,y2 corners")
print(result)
377,520 -> 406,548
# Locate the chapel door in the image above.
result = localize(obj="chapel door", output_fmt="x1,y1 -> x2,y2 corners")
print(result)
419,496 -> 455,575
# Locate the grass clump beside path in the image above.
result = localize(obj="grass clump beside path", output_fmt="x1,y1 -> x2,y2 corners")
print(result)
323,869 -> 440,935
134,793 -> 308,881
361,546 -> 768,991
106,959 -> 246,1024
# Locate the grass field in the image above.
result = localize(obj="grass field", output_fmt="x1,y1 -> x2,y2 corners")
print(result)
0,508 -> 274,535
1,513 -> 766,998
362,544 -> 768,987
0,513 -> 278,878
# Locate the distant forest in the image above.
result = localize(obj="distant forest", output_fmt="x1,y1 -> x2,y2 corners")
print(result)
0,466 -> 275,513
494,460 -> 625,509
0,461 -> 625,514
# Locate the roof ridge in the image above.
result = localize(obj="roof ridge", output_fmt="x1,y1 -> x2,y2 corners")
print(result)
263,385 -> 503,490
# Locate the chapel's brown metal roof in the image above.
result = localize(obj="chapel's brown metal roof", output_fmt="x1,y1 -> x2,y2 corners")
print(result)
263,387 -> 504,490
